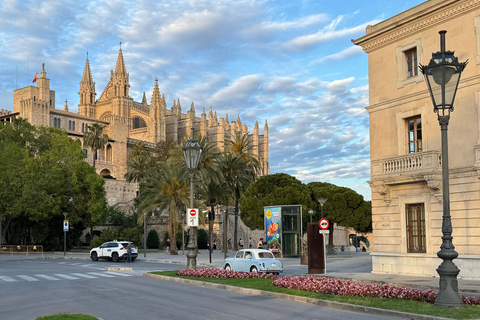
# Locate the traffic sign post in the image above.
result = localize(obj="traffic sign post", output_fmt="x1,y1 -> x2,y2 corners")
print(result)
63,218 -> 69,256
187,208 -> 199,227
318,218 -> 329,274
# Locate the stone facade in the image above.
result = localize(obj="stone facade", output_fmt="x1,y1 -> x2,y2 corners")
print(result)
13,49 -> 269,180
354,0 -> 480,279
11,49 -> 269,211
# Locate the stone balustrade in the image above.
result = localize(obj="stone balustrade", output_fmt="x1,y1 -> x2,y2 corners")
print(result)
371,150 -> 442,178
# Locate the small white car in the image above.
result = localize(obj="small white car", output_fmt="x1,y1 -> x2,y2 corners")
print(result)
224,249 -> 283,274
90,241 -> 138,262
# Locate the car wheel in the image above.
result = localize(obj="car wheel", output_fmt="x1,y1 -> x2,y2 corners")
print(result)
250,266 -> 258,273
224,264 -> 231,271
91,252 -> 98,261
112,252 -> 119,262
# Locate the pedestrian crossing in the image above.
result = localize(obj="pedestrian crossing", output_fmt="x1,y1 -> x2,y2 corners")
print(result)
0,271 -> 134,283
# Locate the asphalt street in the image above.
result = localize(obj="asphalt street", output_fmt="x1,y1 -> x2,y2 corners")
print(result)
0,258 -> 407,320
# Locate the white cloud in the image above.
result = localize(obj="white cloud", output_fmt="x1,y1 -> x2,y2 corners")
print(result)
210,74 -> 263,103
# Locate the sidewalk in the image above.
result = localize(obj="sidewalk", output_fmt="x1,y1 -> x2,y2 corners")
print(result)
3,249 -> 479,298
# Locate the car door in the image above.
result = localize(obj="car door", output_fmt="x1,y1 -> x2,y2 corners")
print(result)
234,250 -> 245,271
99,243 -> 109,257
105,242 -> 118,258
244,251 -> 254,270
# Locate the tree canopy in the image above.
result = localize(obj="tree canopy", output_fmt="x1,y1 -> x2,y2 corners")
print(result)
239,173 -> 372,235
0,119 -> 108,246
239,173 -> 316,230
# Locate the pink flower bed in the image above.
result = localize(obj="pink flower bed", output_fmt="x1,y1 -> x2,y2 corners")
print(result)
272,276 -> 480,305
177,267 -> 278,279
177,268 -> 480,305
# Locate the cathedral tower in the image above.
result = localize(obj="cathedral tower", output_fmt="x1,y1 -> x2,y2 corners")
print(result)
78,56 -> 96,117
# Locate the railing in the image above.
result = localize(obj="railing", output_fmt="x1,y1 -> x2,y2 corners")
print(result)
129,127 -> 147,134
84,159 -> 112,165
371,151 -> 442,177
1,245 -> 44,257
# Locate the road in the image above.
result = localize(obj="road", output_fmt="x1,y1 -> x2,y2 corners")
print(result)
0,258 -> 404,320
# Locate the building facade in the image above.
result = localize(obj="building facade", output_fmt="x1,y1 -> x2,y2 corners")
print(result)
354,0 -> 480,280
12,49 -> 269,207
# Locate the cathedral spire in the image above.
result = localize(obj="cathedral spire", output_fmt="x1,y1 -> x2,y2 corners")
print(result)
114,47 -> 127,77
151,77 -> 161,106
81,56 -> 94,85
142,91 -> 147,104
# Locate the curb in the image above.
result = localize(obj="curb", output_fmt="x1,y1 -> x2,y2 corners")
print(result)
143,273 -> 458,320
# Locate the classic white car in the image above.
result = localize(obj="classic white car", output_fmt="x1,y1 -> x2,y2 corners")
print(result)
90,241 -> 138,262
224,249 -> 283,274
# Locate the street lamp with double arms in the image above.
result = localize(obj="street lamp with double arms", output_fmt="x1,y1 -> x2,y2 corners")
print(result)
182,128 -> 202,270
420,30 -> 467,308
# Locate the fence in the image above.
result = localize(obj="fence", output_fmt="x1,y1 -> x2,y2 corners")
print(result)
0,245 -> 44,257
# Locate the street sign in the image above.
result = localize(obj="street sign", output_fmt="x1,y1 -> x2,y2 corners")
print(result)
63,220 -> 69,232
319,230 -> 330,234
319,218 -> 329,230
187,208 -> 199,227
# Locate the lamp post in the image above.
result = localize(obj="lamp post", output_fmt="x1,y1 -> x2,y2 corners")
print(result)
62,212 -> 68,256
183,128 -> 202,270
308,210 -> 314,223
420,30 -> 467,308
318,198 -> 327,219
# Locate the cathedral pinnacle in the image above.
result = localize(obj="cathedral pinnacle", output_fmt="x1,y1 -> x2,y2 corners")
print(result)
114,47 -> 128,77
81,56 -> 94,84
64,99 -> 69,112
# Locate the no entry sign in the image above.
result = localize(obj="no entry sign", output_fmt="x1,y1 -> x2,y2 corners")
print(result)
187,208 -> 198,227
319,218 -> 329,230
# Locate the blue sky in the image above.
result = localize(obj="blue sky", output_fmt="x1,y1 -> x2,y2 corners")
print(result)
0,0 -> 425,200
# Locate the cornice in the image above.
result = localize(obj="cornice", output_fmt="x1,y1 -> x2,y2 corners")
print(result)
366,73 -> 480,113
354,0 -> 480,53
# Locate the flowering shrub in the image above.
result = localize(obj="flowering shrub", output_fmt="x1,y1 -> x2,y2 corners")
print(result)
271,276 -> 480,305
176,269 -> 480,305
177,267 -> 279,279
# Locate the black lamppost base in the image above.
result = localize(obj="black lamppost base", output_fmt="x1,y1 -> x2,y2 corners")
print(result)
435,261 -> 463,307
186,228 -> 197,270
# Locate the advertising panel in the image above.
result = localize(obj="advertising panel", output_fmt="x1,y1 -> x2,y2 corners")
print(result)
264,207 -> 281,247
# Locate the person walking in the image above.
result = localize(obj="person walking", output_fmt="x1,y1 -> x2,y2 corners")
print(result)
257,238 -> 263,249
166,239 -> 171,254
126,242 -> 133,263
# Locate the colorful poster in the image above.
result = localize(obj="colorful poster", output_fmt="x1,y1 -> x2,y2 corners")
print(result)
264,207 -> 281,246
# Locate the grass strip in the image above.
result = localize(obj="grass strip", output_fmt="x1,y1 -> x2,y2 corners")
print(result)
152,271 -> 480,319
36,315 -> 98,320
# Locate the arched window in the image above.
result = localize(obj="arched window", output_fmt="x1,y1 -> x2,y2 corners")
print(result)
72,121 -> 75,131
82,149 -> 87,158
82,123 -> 84,132
132,116 -> 147,129
69,120 -> 72,130
54,118 -> 57,127
58,119 -> 61,128
106,144 -> 112,162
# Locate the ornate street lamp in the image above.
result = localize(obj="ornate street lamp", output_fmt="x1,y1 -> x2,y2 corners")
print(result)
183,129 -> 202,270
420,30 -> 467,308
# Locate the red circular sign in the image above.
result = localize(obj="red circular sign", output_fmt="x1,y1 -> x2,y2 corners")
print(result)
189,209 -> 197,217
319,218 -> 329,230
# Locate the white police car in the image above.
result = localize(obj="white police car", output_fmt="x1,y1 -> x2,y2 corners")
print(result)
90,240 -> 138,262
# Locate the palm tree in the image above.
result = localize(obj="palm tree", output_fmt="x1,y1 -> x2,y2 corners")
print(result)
138,163 -> 189,255
125,142 -> 152,183
227,132 -> 262,176
83,123 -> 109,169
218,152 -> 254,251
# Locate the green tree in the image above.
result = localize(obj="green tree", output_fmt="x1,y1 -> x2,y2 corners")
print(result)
83,123 -> 109,169
239,173 -> 316,230
308,182 -> 372,247
147,229 -> 160,249
138,163 -> 189,255
0,119 -> 107,245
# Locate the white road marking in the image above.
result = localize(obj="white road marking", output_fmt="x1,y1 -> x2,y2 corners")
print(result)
54,274 -> 80,280
16,275 -> 39,281
36,274 -> 60,281
0,276 -> 17,282
71,273 -> 97,279
106,272 -> 133,277
87,272 -> 115,278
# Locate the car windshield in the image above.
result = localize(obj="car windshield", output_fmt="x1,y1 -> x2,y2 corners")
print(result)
258,252 -> 274,259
